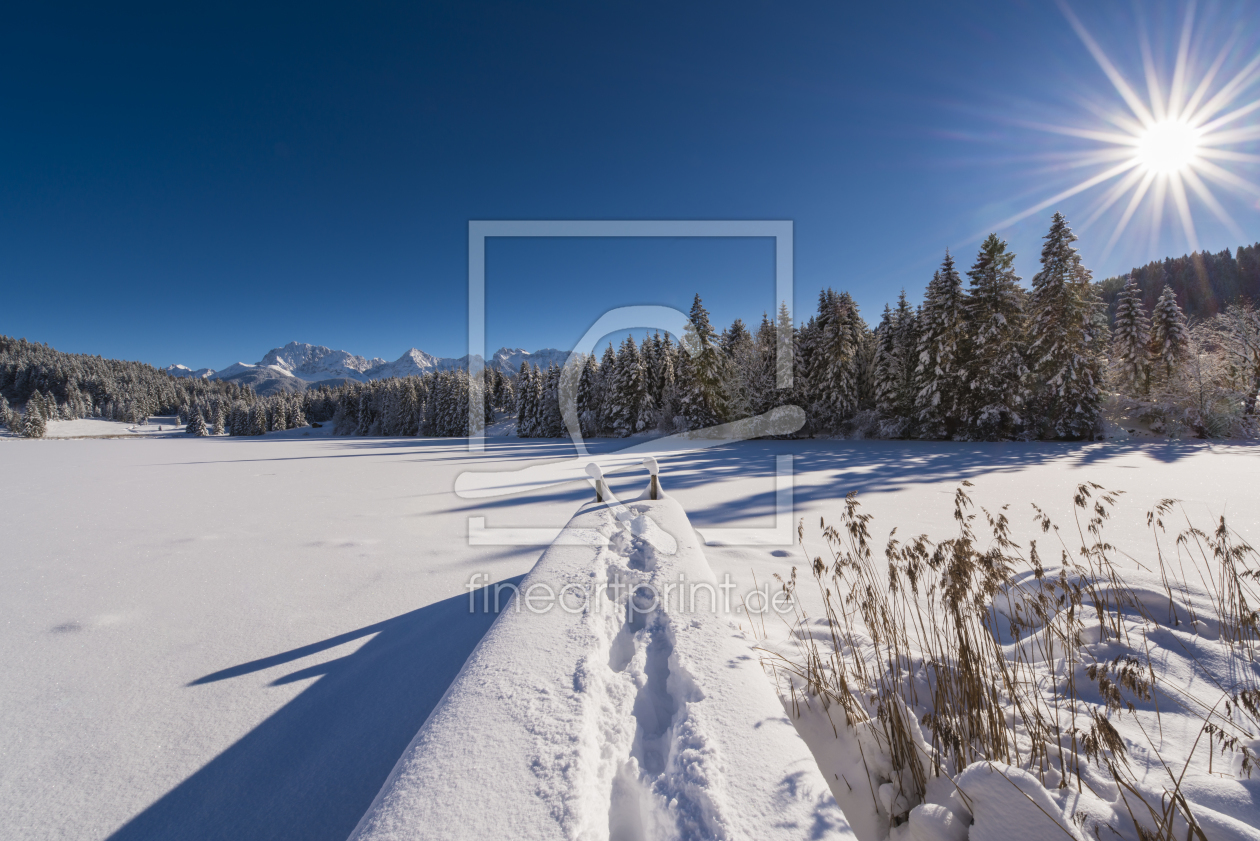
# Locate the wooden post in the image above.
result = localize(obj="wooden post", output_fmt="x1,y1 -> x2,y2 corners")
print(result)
642,457 -> 660,500
585,462 -> 607,502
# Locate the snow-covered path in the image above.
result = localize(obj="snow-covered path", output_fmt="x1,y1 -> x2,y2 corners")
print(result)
1,435 -> 1257,840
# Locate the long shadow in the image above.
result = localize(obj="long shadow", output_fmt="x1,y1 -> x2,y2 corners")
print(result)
107,576 -> 523,841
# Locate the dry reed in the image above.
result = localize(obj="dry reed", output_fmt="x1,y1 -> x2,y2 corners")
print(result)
764,482 -> 1260,841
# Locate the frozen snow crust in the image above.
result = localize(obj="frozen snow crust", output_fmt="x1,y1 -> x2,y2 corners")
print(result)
350,491 -> 847,841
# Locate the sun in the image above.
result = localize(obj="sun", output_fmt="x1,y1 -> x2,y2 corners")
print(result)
989,2 -> 1260,259
1135,120 -> 1200,175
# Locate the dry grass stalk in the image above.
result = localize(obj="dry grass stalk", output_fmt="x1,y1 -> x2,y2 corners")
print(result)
765,482 -> 1260,840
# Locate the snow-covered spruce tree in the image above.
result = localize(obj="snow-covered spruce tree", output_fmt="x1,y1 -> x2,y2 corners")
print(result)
290,396 -> 307,429
654,333 -> 679,431
186,412 -> 208,436
872,305 -> 898,416
1026,212 -> 1106,439
249,401 -> 270,436
577,354 -> 601,439
745,312 -> 778,416
608,336 -> 648,437
774,301 -> 795,408
640,335 -> 660,413
209,403 -> 224,435
675,294 -> 729,431
0,394 -> 12,430
722,318 -> 759,419
1110,273 -> 1152,395
721,318 -> 754,358
1150,284 -> 1190,381
914,252 -> 967,439
538,365 -> 563,438
597,343 -> 618,436
963,234 -> 1028,439
892,294 -> 921,427
402,380 -> 421,436
21,399 -> 47,438
634,346 -> 657,434
514,363 -> 536,438
792,311 -> 817,429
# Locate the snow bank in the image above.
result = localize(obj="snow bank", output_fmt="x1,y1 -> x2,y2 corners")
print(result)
350,486 -> 847,840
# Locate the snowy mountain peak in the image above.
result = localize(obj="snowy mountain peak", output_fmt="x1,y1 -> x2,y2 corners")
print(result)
364,348 -> 447,379
258,342 -> 386,382
164,364 -> 216,379
490,347 -> 571,372
167,342 -> 574,393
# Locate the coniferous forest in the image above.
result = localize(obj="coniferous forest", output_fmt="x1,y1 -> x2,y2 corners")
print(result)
4,214 -> 1260,441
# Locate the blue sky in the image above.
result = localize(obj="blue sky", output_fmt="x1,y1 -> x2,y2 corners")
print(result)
1,1 -> 1257,368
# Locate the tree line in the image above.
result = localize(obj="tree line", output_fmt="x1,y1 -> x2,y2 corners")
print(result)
5,213 -> 1259,441
1098,241 -> 1260,322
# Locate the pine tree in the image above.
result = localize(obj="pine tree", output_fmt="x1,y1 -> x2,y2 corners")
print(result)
1026,213 -> 1106,439
721,319 -> 754,358
290,397 -> 307,429
808,290 -> 862,431
577,354 -> 601,439
209,403 -> 225,435
914,252 -> 967,438
607,336 -> 646,437
597,343 -> 618,435
538,365 -> 563,438
654,334 -> 678,430
1110,273 -> 1151,394
963,234 -> 1028,439
676,294 -> 728,430
249,402 -> 269,436
892,294 -> 920,425
746,313 -> 778,416
873,305 -> 899,415
515,363 -> 542,438
186,412 -> 208,436
773,302 -> 796,411
21,398 -> 47,438
1150,284 -> 1190,380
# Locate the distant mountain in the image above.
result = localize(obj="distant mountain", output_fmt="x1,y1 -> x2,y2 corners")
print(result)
166,342 -> 575,395
212,366 -> 307,395
490,348 -> 571,373
164,364 -> 216,379
364,348 -> 446,379
260,342 -> 386,382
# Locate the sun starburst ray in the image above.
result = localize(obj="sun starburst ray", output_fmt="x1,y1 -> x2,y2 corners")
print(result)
1180,30 -> 1236,117
1168,172 -> 1199,252
1181,166 -> 1246,242
1079,166 -> 1149,232
1102,170 -> 1157,260
1166,1 -> 1196,119
1189,55 -> 1260,127
1058,2 -> 1157,127
992,158 -> 1141,230
1191,156 -> 1260,196
983,2 -> 1258,264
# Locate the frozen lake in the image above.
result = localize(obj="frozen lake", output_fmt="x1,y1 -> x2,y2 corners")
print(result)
2,432 -> 1257,840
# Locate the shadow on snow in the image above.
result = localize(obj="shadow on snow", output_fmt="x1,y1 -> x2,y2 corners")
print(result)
107,576 -> 523,841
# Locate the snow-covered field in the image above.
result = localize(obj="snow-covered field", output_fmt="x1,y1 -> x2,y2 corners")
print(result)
2,429 -> 1258,840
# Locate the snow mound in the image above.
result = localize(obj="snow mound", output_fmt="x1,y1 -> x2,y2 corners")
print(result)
351,492 -> 847,840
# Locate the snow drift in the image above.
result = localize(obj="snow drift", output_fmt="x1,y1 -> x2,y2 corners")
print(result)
350,481 -> 847,840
